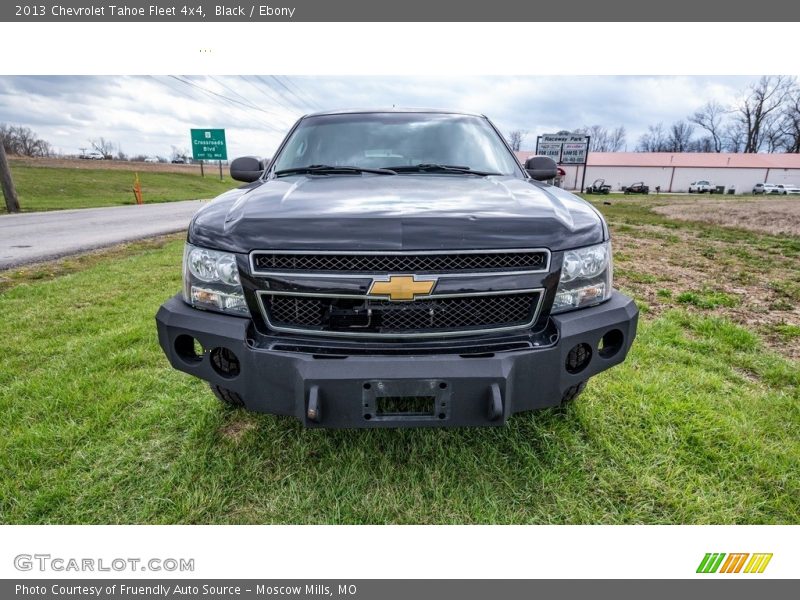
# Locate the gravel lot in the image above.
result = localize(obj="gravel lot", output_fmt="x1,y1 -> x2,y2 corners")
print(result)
654,197 -> 800,237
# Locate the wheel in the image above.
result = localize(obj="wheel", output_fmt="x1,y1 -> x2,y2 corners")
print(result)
555,381 -> 587,411
209,384 -> 245,408
561,381 -> 587,403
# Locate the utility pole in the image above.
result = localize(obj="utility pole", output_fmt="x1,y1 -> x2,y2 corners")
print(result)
0,143 -> 21,213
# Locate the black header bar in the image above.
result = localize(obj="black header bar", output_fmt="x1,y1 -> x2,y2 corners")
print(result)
3,0 -> 800,22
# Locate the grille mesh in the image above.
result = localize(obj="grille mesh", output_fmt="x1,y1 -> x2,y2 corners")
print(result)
268,296 -> 326,327
264,293 -> 538,334
253,251 -> 547,273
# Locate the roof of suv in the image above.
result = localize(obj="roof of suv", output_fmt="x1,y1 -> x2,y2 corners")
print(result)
303,108 -> 486,118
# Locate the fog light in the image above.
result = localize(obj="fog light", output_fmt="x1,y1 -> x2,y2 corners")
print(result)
210,347 -> 241,378
566,343 -> 592,374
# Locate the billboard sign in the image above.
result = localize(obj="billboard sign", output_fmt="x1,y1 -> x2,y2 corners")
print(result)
536,142 -> 563,161
535,133 -> 590,165
561,142 -> 589,164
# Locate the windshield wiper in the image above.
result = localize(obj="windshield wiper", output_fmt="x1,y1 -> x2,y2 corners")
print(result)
274,164 -> 397,177
383,163 -> 501,176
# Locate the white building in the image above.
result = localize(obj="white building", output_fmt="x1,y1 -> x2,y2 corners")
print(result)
515,151 -> 800,194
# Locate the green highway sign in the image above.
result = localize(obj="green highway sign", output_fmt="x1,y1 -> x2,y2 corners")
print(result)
190,128 -> 227,160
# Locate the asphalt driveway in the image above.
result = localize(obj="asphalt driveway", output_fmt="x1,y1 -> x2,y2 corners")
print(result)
0,200 -> 204,269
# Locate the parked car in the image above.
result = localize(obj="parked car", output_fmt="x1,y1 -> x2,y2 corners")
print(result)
752,183 -> 780,195
585,178 -> 612,195
775,184 -> 800,195
144,157 -> 160,163
81,151 -> 105,160
155,109 -> 638,428
623,182 -> 650,194
688,180 -> 714,193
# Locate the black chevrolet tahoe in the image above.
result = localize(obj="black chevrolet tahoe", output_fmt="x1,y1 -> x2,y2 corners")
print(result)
156,109 -> 638,428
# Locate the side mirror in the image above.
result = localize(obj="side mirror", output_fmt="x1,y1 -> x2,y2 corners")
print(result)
525,156 -> 558,181
230,156 -> 264,183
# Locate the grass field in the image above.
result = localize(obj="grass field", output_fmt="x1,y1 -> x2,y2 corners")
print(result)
0,196 -> 798,524
1,162 -> 233,212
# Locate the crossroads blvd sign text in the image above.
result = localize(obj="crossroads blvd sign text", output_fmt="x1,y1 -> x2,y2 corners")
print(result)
191,129 -> 227,161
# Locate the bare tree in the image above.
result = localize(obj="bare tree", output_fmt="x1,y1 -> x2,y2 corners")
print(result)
0,124 -> 12,154
89,137 -> 115,158
574,125 -> 626,152
689,136 -> 716,152
0,124 -> 52,157
608,126 -> 626,152
723,121 -> 746,153
689,101 -> 727,152
668,120 -> 695,152
636,123 -> 669,152
776,87 -> 800,153
733,75 -> 795,153
575,126 -> 606,151
170,145 -> 191,161
507,129 -> 527,151
763,127 -> 786,153
11,126 -> 41,155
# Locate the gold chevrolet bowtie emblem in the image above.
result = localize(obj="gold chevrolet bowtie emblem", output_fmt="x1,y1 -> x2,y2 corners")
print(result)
369,275 -> 436,301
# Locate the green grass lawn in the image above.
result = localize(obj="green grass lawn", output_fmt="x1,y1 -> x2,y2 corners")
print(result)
1,201 -> 799,524
1,165 -> 234,212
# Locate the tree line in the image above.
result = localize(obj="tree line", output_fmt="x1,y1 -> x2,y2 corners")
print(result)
508,75 -> 800,154
639,76 -> 799,153
0,124 -> 193,163
0,124 -> 52,157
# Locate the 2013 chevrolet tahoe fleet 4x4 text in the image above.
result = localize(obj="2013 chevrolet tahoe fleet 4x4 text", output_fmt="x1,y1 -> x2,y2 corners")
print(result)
156,109 -> 638,428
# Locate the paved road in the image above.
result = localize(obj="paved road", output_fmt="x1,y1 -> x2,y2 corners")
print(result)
0,200 -> 205,269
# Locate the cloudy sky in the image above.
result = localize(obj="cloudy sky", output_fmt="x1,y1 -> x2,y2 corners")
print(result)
0,75 -> 758,158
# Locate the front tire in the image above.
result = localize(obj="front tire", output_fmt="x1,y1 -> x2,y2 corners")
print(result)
560,380 -> 587,404
209,384 -> 245,408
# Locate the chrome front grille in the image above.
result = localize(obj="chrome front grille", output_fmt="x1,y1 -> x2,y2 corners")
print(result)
260,291 -> 542,338
251,249 -> 549,339
251,250 -> 549,274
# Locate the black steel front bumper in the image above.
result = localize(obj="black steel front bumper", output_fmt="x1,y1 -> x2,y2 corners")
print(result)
156,291 -> 638,428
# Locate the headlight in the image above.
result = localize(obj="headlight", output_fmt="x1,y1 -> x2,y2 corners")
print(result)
182,244 -> 250,316
552,241 -> 613,313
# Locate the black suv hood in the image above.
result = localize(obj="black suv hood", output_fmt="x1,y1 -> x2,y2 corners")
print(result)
188,174 -> 606,253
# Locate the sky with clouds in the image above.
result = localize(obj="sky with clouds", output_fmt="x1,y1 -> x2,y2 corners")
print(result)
0,75 -> 759,158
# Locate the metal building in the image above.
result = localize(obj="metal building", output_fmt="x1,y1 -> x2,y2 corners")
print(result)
515,151 -> 800,194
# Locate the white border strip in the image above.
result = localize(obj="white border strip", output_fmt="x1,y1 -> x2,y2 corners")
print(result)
1,23 -> 800,76
1,525 -> 797,579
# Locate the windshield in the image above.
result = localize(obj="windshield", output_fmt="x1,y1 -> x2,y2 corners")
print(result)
271,112 -> 522,176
